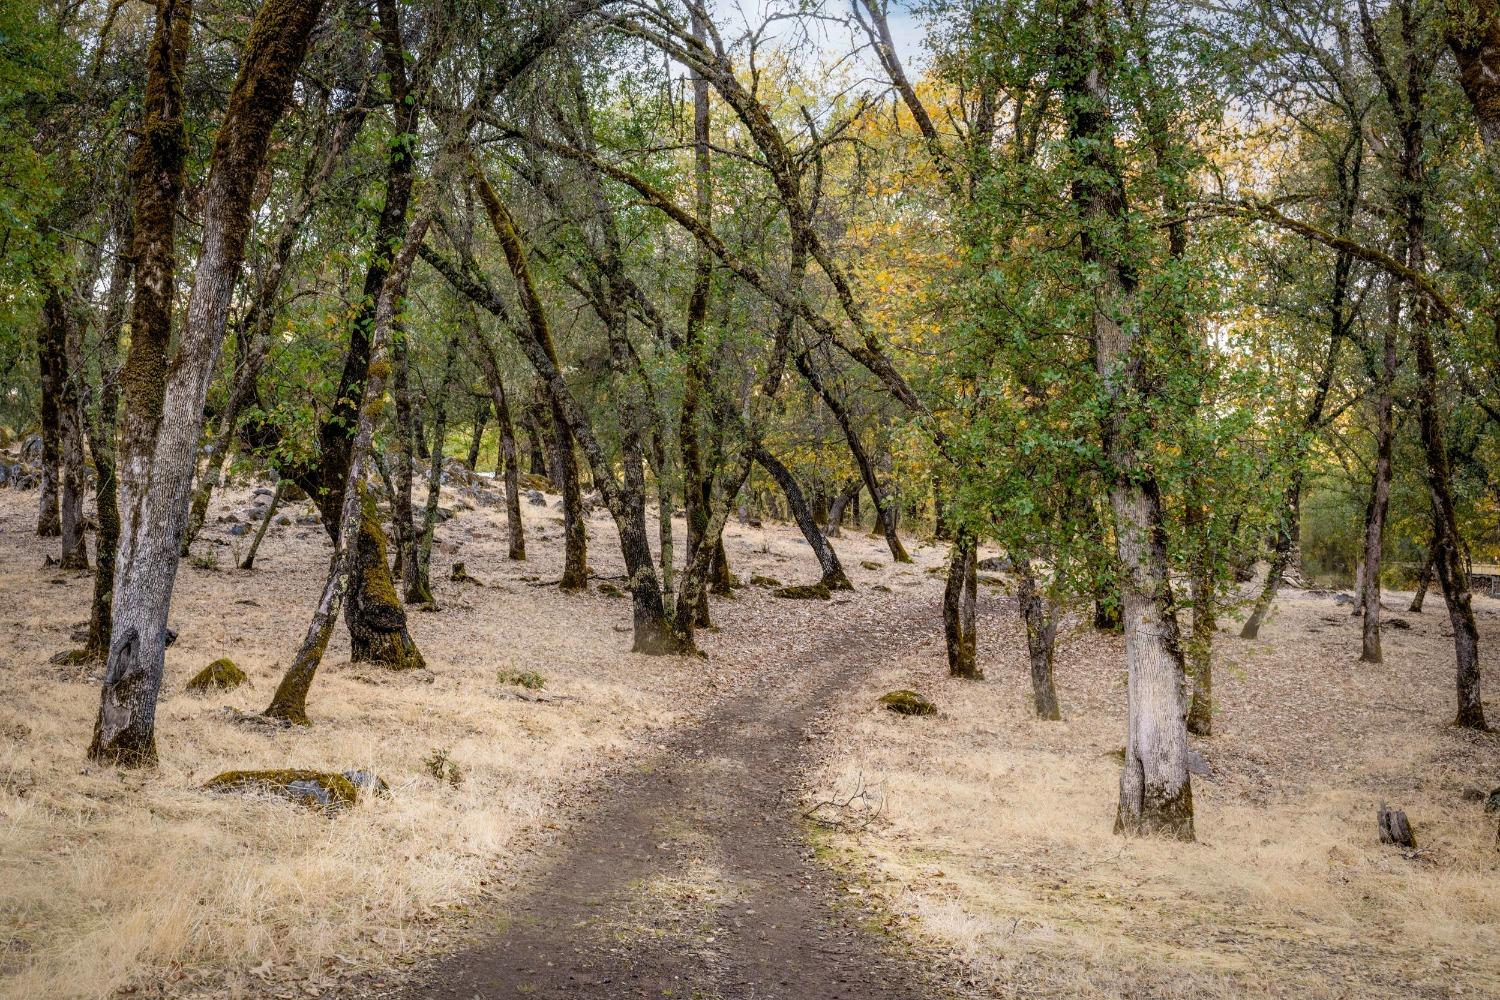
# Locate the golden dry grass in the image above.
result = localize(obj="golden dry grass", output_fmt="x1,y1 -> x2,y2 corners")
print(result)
808,577 -> 1500,999
0,480 -> 934,1000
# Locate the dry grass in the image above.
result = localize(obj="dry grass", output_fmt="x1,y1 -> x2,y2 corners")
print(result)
808,578 -> 1500,999
0,480 -> 928,1000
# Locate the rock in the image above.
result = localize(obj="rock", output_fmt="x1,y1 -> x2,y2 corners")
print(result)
204,769 -> 361,811
165,627 -> 178,647
750,574 -> 782,587
976,556 -> 1011,572
860,560 -> 883,570
341,770 -> 390,798
518,473 -> 552,492
773,583 -> 831,600
526,489 -> 546,506
296,514 -> 321,525
276,515 -> 291,526
596,582 -> 625,598
227,523 -> 250,536
185,657 -> 247,693
1386,618 -> 1411,630
1333,592 -> 1357,605
280,482 -> 308,502
872,584 -> 893,593
1486,788 -> 1500,814
879,690 -> 937,716
1186,747 -> 1211,776
253,487 -> 274,498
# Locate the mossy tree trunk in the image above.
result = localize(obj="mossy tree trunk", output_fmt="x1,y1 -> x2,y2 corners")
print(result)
82,212 -> 130,660
181,100 -> 363,556
391,326 -> 419,591
266,217 -> 425,724
91,0 -> 325,765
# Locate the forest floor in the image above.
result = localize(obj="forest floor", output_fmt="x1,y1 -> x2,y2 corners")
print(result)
808,578 -> 1500,998
2,475 -> 1498,1000
0,474 -> 956,1000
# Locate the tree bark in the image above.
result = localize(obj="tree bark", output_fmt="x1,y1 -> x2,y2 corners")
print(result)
1447,1 -> 1500,154
792,349 -> 910,562
1062,0 -> 1192,839
265,216 -> 425,724
82,219 -> 130,660
1362,0 -> 1487,729
411,329 -> 461,605
91,0 -> 325,764
1410,539 -> 1434,612
943,529 -> 980,679
391,328 -> 418,594
239,479 -> 281,570
1184,501 -> 1215,737
1358,289 -> 1398,665
42,285 -> 88,566
1016,556 -> 1062,719
824,479 -> 858,538
753,446 -> 851,590
36,298 -> 63,538
472,334 -> 527,560
467,394 -> 489,470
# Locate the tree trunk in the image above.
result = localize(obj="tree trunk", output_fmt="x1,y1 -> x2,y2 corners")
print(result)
1447,2 -> 1500,154
42,286 -> 88,567
1358,286 -> 1399,664
467,394 -> 489,470
792,349 -> 909,562
943,529 -> 980,679
1016,556 -> 1062,719
553,413 -> 589,591
473,331 -> 527,561
392,328 -> 419,595
1185,499 -> 1215,737
1062,0 -> 1192,839
82,221 -> 130,660
91,0 -> 324,765
753,446 -> 851,590
1364,3 -> 1487,729
239,479 -> 282,570
824,480 -> 858,538
466,171 -> 684,652
1410,539 -> 1434,612
36,297 -> 63,539
265,216 -> 422,724
410,329 -> 461,605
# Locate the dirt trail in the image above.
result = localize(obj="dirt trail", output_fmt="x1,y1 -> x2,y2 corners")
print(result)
386,598 -> 941,1000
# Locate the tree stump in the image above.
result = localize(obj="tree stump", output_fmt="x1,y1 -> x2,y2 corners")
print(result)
1378,804 -> 1416,848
